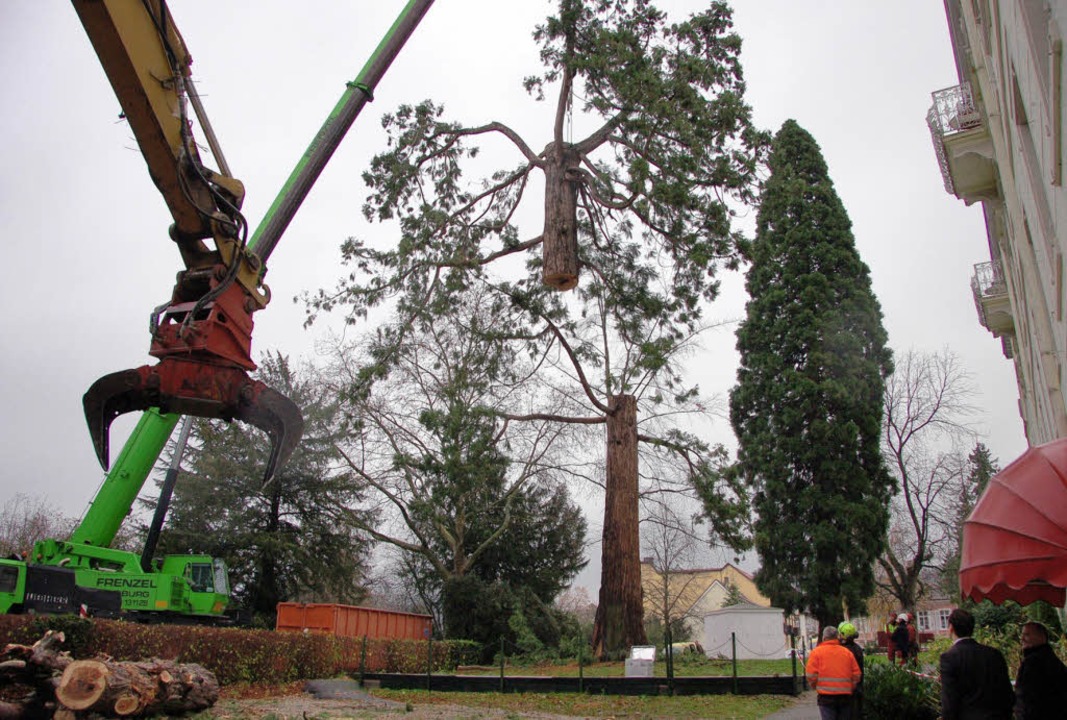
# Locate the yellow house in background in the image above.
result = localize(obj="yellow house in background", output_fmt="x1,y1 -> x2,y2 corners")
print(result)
640,559 -> 771,640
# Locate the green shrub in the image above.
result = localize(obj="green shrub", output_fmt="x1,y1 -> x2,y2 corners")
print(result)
444,639 -> 482,668
558,629 -> 591,662
1027,602 -> 1064,635
673,649 -> 713,669
863,662 -> 939,720
27,615 -> 94,656
0,614 -> 475,684
0,614 -> 94,654
970,599 -> 1025,631
509,609 -> 544,655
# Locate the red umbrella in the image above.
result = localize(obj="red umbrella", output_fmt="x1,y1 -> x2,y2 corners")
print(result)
960,437 -> 1067,606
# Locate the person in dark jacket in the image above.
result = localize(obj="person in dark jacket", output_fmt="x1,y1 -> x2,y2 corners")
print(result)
1014,621 -> 1067,720
891,614 -> 911,667
906,612 -> 919,663
838,621 -> 864,719
939,608 -> 1014,720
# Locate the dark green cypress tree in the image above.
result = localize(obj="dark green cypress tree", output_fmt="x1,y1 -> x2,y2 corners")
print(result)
729,120 -> 894,629
942,442 -> 999,600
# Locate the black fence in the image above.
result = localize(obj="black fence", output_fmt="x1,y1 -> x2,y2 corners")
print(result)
352,630 -> 804,697
362,671 -> 802,696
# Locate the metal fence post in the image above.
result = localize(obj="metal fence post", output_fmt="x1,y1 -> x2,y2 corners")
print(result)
578,649 -> 584,694
731,631 -> 738,694
426,631 -> 433,691
499,636 -> 506,693
790,632 -> 798,694
665,625 -> 674,693
359,635 -> 367,687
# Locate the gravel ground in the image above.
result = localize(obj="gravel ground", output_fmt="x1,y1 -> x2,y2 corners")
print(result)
209,679 -> 590,720
215,696 -> 588,719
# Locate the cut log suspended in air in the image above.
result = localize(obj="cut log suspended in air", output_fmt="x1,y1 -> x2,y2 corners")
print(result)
56,658 -> 218,717
541,142 -> 580,291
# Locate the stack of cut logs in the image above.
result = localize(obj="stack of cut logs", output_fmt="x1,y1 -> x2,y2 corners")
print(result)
0,631 -> 218,719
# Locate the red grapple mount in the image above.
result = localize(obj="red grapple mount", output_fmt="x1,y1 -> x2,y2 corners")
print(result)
83,273 -> 303,484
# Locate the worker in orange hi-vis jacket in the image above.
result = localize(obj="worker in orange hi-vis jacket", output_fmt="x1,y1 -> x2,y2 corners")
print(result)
806,625 -> 862,720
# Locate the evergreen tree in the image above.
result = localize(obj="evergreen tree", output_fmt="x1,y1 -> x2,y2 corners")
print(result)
328,290 -> 587,638
721,580 -> 746,608
729,120 -> 894,630
942,442 -> 998,599
153,353 -> 371,625
471,480 -> 588,603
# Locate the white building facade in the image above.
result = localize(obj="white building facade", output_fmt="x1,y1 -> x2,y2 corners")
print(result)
703,605 -> 791,660
930,0 -> 1067,444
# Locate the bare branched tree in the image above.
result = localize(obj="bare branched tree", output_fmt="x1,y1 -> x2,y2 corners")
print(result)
0,494 -> 76,558
641,500 -> 706,643
326,291 -> 586,623
877,348 -> 978,611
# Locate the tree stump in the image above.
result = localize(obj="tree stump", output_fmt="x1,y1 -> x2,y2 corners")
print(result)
1,631 -> 74,719
56,658 -> 218,717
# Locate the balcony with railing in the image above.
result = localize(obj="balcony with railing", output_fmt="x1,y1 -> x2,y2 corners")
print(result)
928,83 -> 998,204
971,260 -> 1014,341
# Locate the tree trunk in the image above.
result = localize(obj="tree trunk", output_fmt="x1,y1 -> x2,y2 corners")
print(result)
591,394 -> 647,659
1,630 -> 73,719
56,658 -> 218,717
541,142 -> 580,291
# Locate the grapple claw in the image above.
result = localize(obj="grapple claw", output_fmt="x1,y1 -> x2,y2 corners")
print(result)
233,383 -> 304,486
83,358 -> 303,483
83,369 -> 144,472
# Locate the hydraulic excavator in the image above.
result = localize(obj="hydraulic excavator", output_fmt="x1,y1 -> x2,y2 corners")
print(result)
75,0 -> 302,484
0,0 -> 434,621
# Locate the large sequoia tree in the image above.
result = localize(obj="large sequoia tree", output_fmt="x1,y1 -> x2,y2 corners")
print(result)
729,120 -> 894,630
308,0 -> 765,657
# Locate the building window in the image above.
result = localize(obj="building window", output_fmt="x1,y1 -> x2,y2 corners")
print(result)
917,611 -> 931,631
938,609 -> 952,631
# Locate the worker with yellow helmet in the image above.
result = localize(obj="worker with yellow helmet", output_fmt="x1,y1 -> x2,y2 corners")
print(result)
838,621 -> 864,719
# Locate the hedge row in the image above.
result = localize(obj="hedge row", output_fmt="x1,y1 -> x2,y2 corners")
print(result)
0,614 -> 479,685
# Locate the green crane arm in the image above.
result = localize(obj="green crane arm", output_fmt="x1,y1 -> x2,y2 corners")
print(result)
69,410 -> 179,547
67,0 -> 436,550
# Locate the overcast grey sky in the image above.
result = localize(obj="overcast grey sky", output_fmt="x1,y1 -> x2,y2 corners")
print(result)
0,2 -> 1026,591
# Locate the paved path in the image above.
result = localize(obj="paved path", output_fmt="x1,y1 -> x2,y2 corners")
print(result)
762,690 -> 820,720
304,678 -> 408,709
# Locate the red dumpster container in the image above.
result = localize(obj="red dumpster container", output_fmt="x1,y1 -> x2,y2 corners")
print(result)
276,602 -> 432,640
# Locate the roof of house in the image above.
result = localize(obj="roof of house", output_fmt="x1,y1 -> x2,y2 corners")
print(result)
704,603 -> 783,616
640,560 -> 772,619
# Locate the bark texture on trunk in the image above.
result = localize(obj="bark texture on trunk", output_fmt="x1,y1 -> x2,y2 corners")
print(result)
542,142 -> 580,291
591,394 -> 647,659
1,630 -> 72,719
56,658 -> 218,717
2,630 -> 217,718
